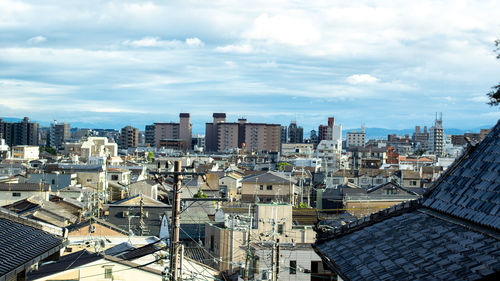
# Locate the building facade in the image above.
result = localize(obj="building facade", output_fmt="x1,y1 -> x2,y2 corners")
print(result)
145,113 -> 192,150
288,121 -> 304,143
48,121 -> 70,149
0,117 -> 39,147
429,114 -> 444,156
119,126 -> 139,149
205,113 -> 281,153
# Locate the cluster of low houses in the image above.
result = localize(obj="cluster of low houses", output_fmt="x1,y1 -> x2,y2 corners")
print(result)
1,123 -> 499,281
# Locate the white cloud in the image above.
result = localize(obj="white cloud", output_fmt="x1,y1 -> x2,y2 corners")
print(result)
244,13 -> 321,46
469,96 -> 489,103
123,36 -> 204,48
215,44 -> 254,54
185,37 -> 204,47
346,74 -> 379,85
27,35 -> 46,44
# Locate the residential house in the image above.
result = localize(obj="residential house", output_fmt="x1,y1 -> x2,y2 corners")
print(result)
0,183 -> 50,206
240,172 -> 298,204
205,203 -> 316,276
106,195 -> 171,237
250,243 -> 336,281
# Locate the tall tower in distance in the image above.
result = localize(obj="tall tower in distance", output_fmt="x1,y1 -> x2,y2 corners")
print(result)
179,113 -> 192,150
429,112 -> 444,156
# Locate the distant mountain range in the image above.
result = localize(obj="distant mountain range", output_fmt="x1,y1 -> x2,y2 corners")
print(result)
342,127 -> 492,140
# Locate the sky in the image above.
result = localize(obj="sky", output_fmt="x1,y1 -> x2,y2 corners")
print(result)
0,0 -> 499,134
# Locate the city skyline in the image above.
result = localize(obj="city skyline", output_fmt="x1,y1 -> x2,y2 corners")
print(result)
1,0 -> 500,132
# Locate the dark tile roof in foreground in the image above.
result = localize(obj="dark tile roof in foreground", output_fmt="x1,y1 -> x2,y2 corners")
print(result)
27,250 -> 102,280
0,209 -> 67,279
313,120 -> 500,281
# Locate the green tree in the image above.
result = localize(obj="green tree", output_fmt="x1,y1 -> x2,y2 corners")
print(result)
147,151 -> 154,163
193,189 -> 207,198
487,39 -> 500,106
40,146 -> 56,155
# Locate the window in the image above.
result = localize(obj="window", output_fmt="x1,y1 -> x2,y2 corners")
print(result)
278,224 -> 284,234
111,175 -> 119,181
210,235 -> 215,251
259,185 -> 263,190
290,261 -> 297,274
87,178 -> 92,182
12,192 -> 21,197
376,179 -> 383,184
51,179 -> 55,185
104,268 -> 112,279
266,185 -> 272,191
311,261 -> 320,273
410,180 -> 417,186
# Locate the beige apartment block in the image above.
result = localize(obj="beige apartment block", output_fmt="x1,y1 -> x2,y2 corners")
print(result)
148,113 -> 192,150
217,123 -> 239,152
244,123 -> 280,153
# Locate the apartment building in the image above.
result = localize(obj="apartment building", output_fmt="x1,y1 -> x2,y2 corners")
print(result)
145,113 -> 192,150
429,114 -> 444,156
205,113 -> 280,153
0,117 -> 39,146
119,126 -> 139,149
47,121 -> 70,149
346,125 -> 366,148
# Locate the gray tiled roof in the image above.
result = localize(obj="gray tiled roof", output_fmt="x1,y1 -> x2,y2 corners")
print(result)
423,124 -> 500,230
315,210 -> 500,280
241,171 -> 294,184
0,216 -> 66,278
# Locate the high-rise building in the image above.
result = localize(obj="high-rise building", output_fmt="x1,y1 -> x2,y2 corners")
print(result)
346,125 -> 366,148
48,121 -> 70,149
288,121 -> 303,143
119,126 -> 139,149
429,113 -> 444,156
144,113 -> 192,150
318,117 -> 342,143
205,113 -> 281,153
280,126 -> 287,144
0,117 -> 39,147
412,125 -> 429,149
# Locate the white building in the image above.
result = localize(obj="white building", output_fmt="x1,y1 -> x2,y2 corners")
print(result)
11,145 -> 39,160
63,137 -> 117,162
429,115 -> 444,156
316,140 -> 342,172
346,125 -> 366,148
0,138 -> 9,159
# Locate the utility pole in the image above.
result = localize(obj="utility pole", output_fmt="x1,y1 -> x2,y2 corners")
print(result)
169,161 -> 182,281
276,238 -> 280,281
244,204 -> 252,281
